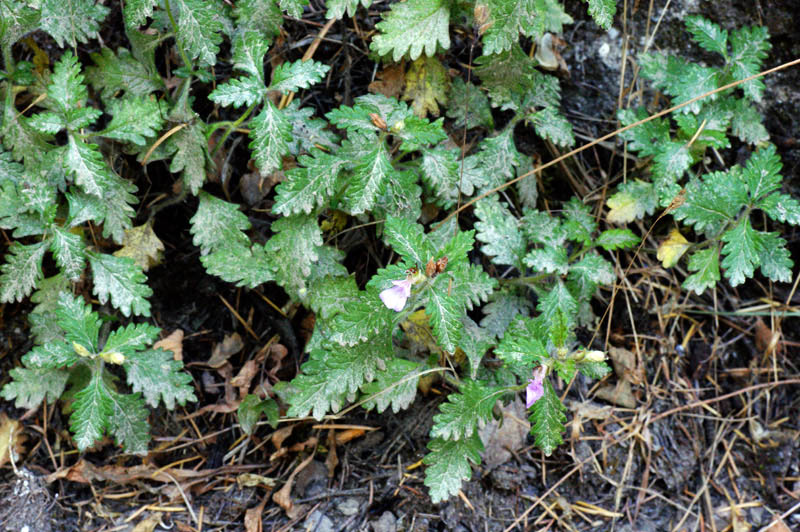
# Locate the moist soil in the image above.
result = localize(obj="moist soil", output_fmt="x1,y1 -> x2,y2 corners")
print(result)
1,0 -> 799,531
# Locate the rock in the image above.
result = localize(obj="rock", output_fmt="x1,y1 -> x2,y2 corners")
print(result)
371,511 -> 397,532
336,497 -> 361,516
304,509 -> 334,532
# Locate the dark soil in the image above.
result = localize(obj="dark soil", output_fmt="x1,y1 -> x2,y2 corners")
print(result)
1,1 -> 799,531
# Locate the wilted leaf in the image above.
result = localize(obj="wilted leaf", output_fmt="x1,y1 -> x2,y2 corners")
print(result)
113,222 -> 165,272
657,228 -> 690,268
402,56 -> 448,117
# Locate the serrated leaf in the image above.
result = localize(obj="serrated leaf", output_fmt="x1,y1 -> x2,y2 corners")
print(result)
577,360 -> 612,380
758,231 -> 792,283
329,293 -> 393,346
108,392 -> 150,454
287,337 -> 393,419
0,1 -> 40,48
231,30 -> 270,79
584,0 -> 615,30
326,0 -> 374,19
474,197 -> 525,267
720,219 -> 764,286
685,15 -> 728,57
495,316 -> 547,369
371,0 -> 450,61
384,215 -> 432,266
249,100 -> 292,177
50,226 -> 86,281
431,379 -> 500,441
529,377 -> 566,455
278,0 -> 308,17
209,76 -> 265,108
425,288 -> 462,353
458,317 -> 494,378
166,120 -> 207,195
343,141 -> 393,214
423,433 -> 482,503
99,174 -> 138,245
87,47 -> 163,99
268,59 -> 330,94
361,358 -> 421,414
617,107 -> 670,157
524,246 -> 569,275
447,263 -> 496,312
742,144 -> 782,202
113,222 -> 165,272
272,150 -> 347,215
595,228 -> 640,251
394,116 -> 448,153
673,170 -> 747,232
201,242 -> 275,288
124,348 -> 196,409
1,367 -> 69,409
652,141 -> 692,183
474,44 -> 558,110
760,193 -> 800,226
23,341 -> 80,370
639,53 -> 719,114
728,25 -> 770,102
103,322 -> 160,359
562,198 -> 596,245
473,129 -> 521,189
40,0 -> 109,48
66,137 -> 112,198
100,97 -> 165,145
123,0 -> 158,28
233,0 -> 282,40
446,78 -> 493,129
420,146 -> 460,207
683,248 -> 721,294
28,112 -> 66,134
55,292 -> 101,352
528,106 -> 575,147
656,229 -> 690,268
0,241 -> 47,303
537,281 -> 576,333
402,55 -> 448,117
238,395 -> 279,435
168,0 -> 225,67
479,292 -> 532,338
70,371 -> 114,451
283,101 -> 340,155
729,98 -> 769,144
190,191 -> 252,254
88,252 -> 152,317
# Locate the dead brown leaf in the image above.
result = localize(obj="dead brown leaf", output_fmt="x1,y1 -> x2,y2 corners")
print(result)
232,359 -> 259,397
479,398 -> 530,469
594,380 -> 637,409
0,413 -> 25,468
368,63 -> 405,98
244,497 -> 267,532
154,329 -> 184,361
132,513 -> 162,532
608,346 -> 645,385
325,430 -> 338,478
207,332 -> 245,368
763,519 -> 791,532
273,452 -> 315,518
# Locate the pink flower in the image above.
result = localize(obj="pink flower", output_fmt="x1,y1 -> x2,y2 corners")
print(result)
526,366 -> 546,408
379,278 -> 413,312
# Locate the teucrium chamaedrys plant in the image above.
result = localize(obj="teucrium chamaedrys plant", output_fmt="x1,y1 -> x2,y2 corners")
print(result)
607,15 -> 800,294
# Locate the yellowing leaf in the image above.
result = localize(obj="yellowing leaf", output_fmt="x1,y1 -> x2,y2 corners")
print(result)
606,191 -> 640,224
402,56 -> 448,118
0,413 -> 26,468
657,229 -> 691,268
113,221 -> 165,272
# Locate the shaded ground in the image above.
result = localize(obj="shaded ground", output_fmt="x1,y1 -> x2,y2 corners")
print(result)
1,0 -> 799,531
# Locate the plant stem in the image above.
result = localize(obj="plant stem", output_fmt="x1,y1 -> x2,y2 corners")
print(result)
163,0 -> 193,76
209,102 -> 258,157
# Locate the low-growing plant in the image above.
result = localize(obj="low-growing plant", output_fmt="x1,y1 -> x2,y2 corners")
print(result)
606,15 -> 800,293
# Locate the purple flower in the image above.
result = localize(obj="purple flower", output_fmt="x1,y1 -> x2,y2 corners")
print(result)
526,366 -> 546,408
379,278 -> 414,312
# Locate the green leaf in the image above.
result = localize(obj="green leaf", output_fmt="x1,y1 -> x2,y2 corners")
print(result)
577,360 -> 612,380
473,129 -> 521,190
1,367 -> 69,409
474,197 -> 525,267
394,116 -> 447,153
420,146 -> 460,207
458,317 -> 494,378
495,317 -> 547,369
40,0 -> 109,48
685,15 -> 728,57
528,377 -> 566,455
283,101 -> 340,155
88,252 -> 152,317
268,59 -> 331,93
265,214 -> 323,298
23,342 -> 79,370
103,323 -> 161,358
758,232 -> 793,283
50,226 -> 85,281
329,293 -> 393,346
360,358 -> 421,414
446,78 -> 493,130
595,228 -> 640,251
108,392 -> 151,454
683,248 -> 721,294
384,216 -> 433,266
279,0 -> 309,18
28,275 -> 71,344
479,292 -> 532,338
537,281 -> 577,333
238,395 -> 279,435
447,263 -> 496,312
425,287 -> 463,353
249,100 -> 292,177
742,144 -> 782,202
568,253 -> 615,299
720,218 -> 764,286
617,107 -> 670,158
326,0 -> 374,19
474,44 -> 558,110
56,292 -> 101,352
0,1 -> 40,48
100,96 -> 165,145
70,371 -> 114,451
760,193 -> 800,226
728,25 -> 770,102
28,112 -> 66,134
528,106 -> 575,147
231,30 -> 270,79
652,140 -> 692,183
166,120 -> 207,195
673,170 -> 747,232
168,0 -> 226,67
423,433 -> 482,503
562,197 -> 597,245
66,137 -> 112,198
431,379 -> 499,440
233,0 -> 282,40
99,174 -> 138,244
308,275 -> 359,320
190,191 -> 252,254
123,0 -> 158,28
524,246 -> 569,275
343,141 -> 394,214
201,242 -> 275,288
87,47 -> 163,99
47,52 -> 88,115
0,241 -> 47,303
209,76 -> 265,108
124,348 -> 196,409
639,53 -> 718,114
371,0 -> 450,61
287,337 -> 393,419
729,98 -> 769,144
272,149 -> 347,215
584,0 -> 615,30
